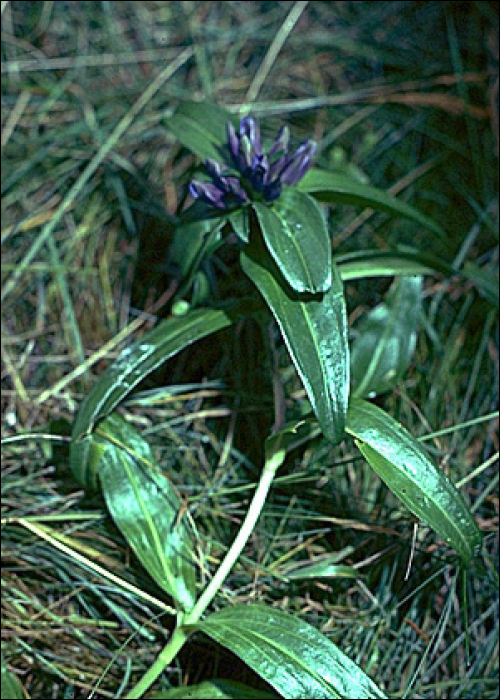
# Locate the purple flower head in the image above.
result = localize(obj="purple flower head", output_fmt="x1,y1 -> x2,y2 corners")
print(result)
190,116 -> 316,211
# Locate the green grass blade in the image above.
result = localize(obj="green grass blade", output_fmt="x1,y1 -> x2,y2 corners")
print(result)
462,262 -> 499,308
1,48 -> 193,304
45,233 -> 86,365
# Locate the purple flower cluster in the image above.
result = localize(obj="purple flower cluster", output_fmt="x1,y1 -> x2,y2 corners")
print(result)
190,116 -> 316,210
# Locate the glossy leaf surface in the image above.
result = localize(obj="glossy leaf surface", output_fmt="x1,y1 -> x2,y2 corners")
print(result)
94,413 -> 196,611
351,276 -> 422,397
253,189 -> 332,294
241,230 -> 349,445
71,305 -> 247,491
193,604 -> 387,699
346,399 -> 482,564
299,168 -> 444,237
166,101 -> 234,161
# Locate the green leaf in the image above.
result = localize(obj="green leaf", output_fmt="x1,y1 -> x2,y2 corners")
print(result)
241,229 -> 349,445
190,271 -> 211,307
334,250 -> 499,307
276,545 -> 359,580
298,169 -> 444,237
228,207 -> 250,243
1,653 -> 24,700
351,276 -> 423,397
171,214 -> 224,281
346,398 -> 482,564
334,248 -> 444,281
285,562 -> 362,581
70,305 -> 248,491
171,215 -> 225,300
192,604 -> 387,699
147,679 -> 279,699
93,413 -> 196,612
166,101 -> 234,161
253,189 -> 332,294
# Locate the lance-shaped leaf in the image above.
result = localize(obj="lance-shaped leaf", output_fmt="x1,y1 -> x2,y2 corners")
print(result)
334,248 -> 445,281
334,249 -> 499,307
351,276 -> 423,397
280,547 -> 360,581
166,101 -> 234,161
191,604 -> 387,699
228,207 -> 250,244
285,563 -> 362,581
70,304 -> 253,491
171,214 -> 223,280
241,228 -> 349,445
92,413 -> 196,612
298,168 -> 444,237
346,398 -> 482,564
253,189 -> 332,294
171,215 -> 226,300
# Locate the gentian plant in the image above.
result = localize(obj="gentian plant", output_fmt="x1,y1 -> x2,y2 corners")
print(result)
68,102 -> 482,699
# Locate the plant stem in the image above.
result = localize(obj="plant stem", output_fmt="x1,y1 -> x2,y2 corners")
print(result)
186,454 -> 281,623
124,452 -> 283,698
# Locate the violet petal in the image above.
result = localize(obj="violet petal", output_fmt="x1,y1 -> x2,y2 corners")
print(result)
226,122 -> 240,164
268,125 -> 290,156
190,181 -> 225,208
241,116 -> 262,155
